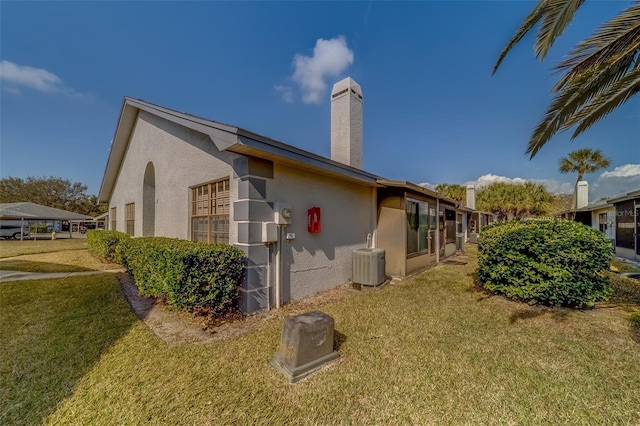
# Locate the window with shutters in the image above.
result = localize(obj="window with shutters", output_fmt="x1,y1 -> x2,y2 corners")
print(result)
125,203 -> 135,236
191,179 -> 230,244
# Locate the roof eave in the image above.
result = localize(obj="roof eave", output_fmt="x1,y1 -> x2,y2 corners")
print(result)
607,189 -> 640,204
99,98 -> 383,203
376,179 -> 462,205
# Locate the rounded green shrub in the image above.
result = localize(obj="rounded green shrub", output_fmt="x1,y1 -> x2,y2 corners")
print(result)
86,230 -> 130,264
121,237 -> 245,314
477,219 -> 612,307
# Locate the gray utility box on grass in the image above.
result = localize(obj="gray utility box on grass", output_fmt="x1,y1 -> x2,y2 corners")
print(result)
352,248 -> 385,286
270,311 -> 339,383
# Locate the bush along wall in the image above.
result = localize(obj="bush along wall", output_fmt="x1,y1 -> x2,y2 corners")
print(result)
477,219 -> 612,308
86,230 -> 130,264
121,238 -> 245,314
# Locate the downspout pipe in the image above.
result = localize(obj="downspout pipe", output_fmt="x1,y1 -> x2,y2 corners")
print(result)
275,224 -> 287,309
436,198 -> 440,264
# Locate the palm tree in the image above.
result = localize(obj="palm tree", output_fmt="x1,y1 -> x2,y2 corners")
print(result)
559,148 -> 611,208
520,182 -> 553,218
559,148 -> 612,184
477,182 -> 551,220
493,1 -> 640,158
435,183 -> 466,203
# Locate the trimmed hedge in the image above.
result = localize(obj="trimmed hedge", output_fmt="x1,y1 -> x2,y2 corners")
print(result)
477,219 -> 612,308
86,230 -> 130,264
121,237 -> 244,313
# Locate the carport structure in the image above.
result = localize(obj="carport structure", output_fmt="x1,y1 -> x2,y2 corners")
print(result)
0,202 -> 93,240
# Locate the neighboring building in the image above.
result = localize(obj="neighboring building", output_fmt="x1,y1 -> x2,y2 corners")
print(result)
376,180 -> 465,277
557,182 -> 639,261
556,181 -> 617,247
607,189 -> 639,262
0,202 -> 93,238
98,77 -> 474,314
461,184 -> 496,243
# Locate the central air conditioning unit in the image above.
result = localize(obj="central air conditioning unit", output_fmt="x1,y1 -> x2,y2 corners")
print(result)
352,248 -> 385,286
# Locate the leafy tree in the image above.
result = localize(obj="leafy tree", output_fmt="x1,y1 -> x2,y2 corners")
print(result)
493,0 -> 640,157
0,176 -> 105,216
521,181 -> 553,217
477,181 -> 552,220
477,182 -> 514,220
435,183 -> 466,203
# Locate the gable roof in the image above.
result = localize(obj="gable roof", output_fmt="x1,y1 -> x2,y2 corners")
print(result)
607,189 -> 640,204
98,98 -> 382,203
98,97 -> 487,212
0,202 -> 93,221
556,198 -> 614,215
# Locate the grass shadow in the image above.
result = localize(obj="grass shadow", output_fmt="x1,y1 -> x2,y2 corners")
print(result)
0,260 -> 94,273
444,260 -> 468,266
334,329 -> 347,351
630,313 -> 640,344
509,308 -> 546,324
0,274 -> 138,425
607,273 -> 640,306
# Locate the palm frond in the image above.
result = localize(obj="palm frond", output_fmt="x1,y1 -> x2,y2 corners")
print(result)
565,67 -> 640,137
526,57 -> 637,157
526,81 -> 594,158
559,157 -> 575,173
492,0 -> 549,75
555,2 -> 640,86
536,0 -> 586,60
554,51 -> 636,93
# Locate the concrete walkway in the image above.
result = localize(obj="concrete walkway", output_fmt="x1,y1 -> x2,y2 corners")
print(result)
0,269 -> 124,282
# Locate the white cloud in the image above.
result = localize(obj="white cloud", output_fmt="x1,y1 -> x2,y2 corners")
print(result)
290,36 -> 354,104
274,85 -> 294,103
463,174 -> 573,194
600,164 -> 640,178
591,164 -> 640,200
418,182 -> 436,190
0,60 -> 66,93
468,174 -> 527,188
457,165 -> 639,201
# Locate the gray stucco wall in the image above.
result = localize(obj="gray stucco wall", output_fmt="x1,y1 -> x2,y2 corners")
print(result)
108,111 -> 377,314
108,111 -> 239,240
268,164 -> 375,302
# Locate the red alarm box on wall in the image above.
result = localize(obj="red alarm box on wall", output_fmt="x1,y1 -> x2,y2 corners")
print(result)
307,207 -> 321,233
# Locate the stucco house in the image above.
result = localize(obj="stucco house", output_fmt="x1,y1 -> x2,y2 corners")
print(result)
556,181 -> 616,246
556,182 -> 640,261
98,77 -> 471,314
607,189 -> 639,262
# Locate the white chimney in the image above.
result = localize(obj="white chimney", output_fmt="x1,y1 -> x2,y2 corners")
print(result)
576,181 -> 588,209
466,185 -> 476,210
331,77 -> 363,168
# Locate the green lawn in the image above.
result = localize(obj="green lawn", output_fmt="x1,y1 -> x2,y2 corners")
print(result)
0,250 -> 120,273
1,246 -> 639,425
0,238 -> 88,259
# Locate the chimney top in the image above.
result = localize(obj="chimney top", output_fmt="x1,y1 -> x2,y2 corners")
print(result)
466,185 -> 476,210
331,76 -> 363,169
331,77 -> 363,100
576,181 -> 589,209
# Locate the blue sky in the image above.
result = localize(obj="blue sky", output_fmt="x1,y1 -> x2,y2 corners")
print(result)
1,1 -> 638,201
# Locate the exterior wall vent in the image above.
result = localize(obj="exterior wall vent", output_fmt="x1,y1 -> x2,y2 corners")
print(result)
352,248 -> 385,286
